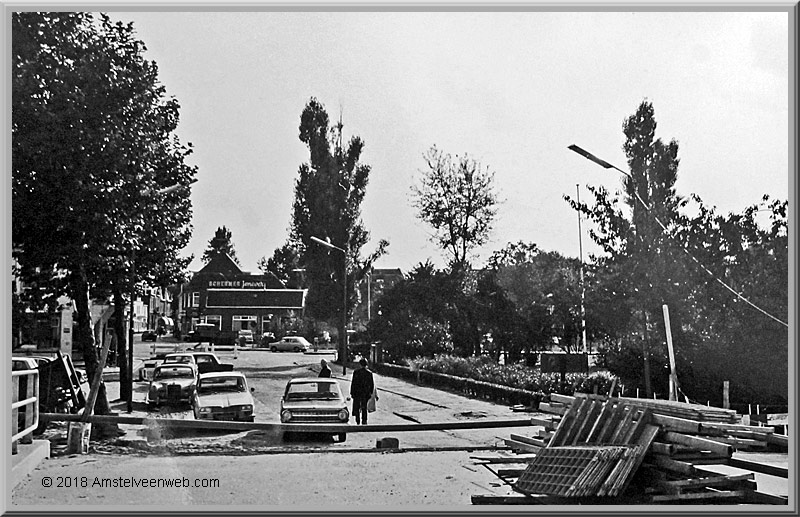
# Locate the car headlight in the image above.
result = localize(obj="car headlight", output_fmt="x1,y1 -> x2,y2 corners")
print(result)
199,407 -> 213,413
281,410 -> 292,422
338,409 -> 349,421
241,405 -> 253,412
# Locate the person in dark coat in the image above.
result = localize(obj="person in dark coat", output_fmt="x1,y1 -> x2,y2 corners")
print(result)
350,358 -> 374,425
318,359 -> 332,378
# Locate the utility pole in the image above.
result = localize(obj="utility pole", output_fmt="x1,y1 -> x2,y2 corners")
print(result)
577,184 -> 587,354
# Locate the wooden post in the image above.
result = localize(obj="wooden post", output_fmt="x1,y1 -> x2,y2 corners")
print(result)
662,305 -> 679,401
83,336 -> 113,420
723,381 -> 730,410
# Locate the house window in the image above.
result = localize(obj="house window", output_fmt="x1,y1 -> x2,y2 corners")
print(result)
232,315 -> 257,332
201,315 -> 222,330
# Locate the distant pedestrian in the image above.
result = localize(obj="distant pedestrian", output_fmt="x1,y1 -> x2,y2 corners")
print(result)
319,359 -> 332,378
350,358 -> 374,425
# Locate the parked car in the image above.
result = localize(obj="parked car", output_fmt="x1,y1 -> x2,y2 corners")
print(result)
269,336 -> 311,353
192,371 -> 255,421
138,355 -> 166,382
147,363 -> 198,408
280,377 -> 349,442
238,329 -> 254,345
142,329 -> 158,342
162,352 -> 234,375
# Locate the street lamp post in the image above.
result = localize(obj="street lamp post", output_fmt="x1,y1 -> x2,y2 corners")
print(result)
310,236 -> 348,375
127,179 -> 196,412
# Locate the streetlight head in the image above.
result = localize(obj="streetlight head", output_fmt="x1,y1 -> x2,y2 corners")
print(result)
568,145 -> 615,169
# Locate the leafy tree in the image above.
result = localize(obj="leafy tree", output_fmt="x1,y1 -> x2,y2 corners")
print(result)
411,146 -> 500,271
13,12 -> 195,414
286,98 -> 388,352
567,101 -> 787,406
672,195 -> 788,406
566,101 -> 684,397
368,261 -> 455,360
477,242 -> 583,363
257,242 -> 302,288
202,226 -> 239,264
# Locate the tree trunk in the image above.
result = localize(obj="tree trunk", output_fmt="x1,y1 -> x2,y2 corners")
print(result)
71,273 -> 111,415
113,287 -> 130,403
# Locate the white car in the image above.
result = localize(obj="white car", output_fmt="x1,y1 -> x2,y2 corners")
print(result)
269,336 -> 311,352
147,363 -> 198,407
280,378 -> 349,442
238,329 -> 254,344
192,372 -> 255,421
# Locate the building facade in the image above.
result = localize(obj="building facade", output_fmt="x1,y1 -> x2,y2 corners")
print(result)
175,253 -> 306,338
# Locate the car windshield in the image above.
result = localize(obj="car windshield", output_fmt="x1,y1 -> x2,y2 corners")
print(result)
198,377 -> 246,394
154,367 -> 194,379
285,381 -> 341,400
166,355 -> 193,363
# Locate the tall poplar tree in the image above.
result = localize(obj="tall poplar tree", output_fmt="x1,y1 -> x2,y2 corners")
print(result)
282,98 -> 387,349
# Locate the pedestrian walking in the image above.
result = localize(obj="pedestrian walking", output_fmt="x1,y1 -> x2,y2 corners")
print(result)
318,358 -> 332,378
350,357 -> 374,425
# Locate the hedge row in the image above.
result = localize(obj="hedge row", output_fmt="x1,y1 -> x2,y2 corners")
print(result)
371,355 -> 619,407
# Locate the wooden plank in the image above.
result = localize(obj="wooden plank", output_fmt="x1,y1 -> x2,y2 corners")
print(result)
766,433 -> 789,449
504,438 -> 542,454
584,399 -> 616,443
656,472 -> 754,490
549,393 -> 577,405
661,431 -> 733,458
538,402 -> 568,416
650,413 -> 703,434
509,433 -> 548,448
471,493 -> 555,505
650,455 -> 697,476
471,454 -> 538,464
595,403 -> 628,444
741,491 -> 789,505
726,457 -> 788,478
530,417 -> 558,429
650,490 -> 746,503
607,406 -> 636,444
572,399 -> 603,443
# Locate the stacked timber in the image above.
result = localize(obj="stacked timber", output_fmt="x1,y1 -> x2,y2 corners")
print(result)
472,393 -> 788,505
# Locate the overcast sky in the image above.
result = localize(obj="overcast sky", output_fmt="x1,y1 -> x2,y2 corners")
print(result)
109,9 -> 790,274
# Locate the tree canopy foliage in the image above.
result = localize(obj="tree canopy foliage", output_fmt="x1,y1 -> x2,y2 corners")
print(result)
565,100 -> 788,405
264,98 -> 388,337
12,12 -> 196,411
411,146 -> 499,271
202,226 -> 239,264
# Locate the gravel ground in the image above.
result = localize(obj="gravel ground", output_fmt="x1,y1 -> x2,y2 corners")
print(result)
12,449 -> 504,508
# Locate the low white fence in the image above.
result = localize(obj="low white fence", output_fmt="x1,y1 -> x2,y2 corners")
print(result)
12,368 -> 39,451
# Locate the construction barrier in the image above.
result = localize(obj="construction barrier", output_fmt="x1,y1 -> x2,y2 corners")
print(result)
39,412 -> 534,434
12,369 -> 40,451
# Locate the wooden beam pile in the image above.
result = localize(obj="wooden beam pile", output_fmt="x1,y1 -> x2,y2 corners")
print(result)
472,393 -> 788,505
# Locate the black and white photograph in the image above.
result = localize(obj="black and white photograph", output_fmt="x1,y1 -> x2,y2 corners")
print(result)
6,2 -> 794,511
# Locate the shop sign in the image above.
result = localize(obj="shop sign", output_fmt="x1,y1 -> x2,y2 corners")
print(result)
208,280 -> 267,289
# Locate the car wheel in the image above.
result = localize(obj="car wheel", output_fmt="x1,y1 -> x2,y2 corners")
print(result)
337,433 -> 347,443
293,346 -> 301,352
271,346 -> 278,352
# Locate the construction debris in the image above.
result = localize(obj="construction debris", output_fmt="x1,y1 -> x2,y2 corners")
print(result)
472,393 -> 788,505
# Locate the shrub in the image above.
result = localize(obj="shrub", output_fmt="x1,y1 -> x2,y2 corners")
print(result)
405,354 -> 619,395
